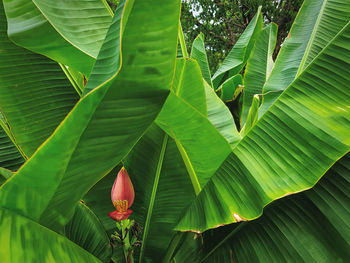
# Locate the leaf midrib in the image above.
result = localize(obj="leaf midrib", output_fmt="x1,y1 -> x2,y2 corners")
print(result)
139,134 -> 169,262
0,115 -> 27,159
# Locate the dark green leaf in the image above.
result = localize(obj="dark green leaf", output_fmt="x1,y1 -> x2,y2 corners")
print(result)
65,202 -> 112,263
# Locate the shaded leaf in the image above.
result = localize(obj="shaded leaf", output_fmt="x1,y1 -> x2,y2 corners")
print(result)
0,1 -> 79,157
201,155 -> 350,262
64,202 -> 112,263
124,124 -> 196,263
216,75 -> 243,102
0,122 -> 24,171
0,208 -> 102,263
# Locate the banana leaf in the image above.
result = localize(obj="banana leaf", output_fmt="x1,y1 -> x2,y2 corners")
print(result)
190,33 -> 213,88
64,202 -> 112,263
199,154 -> 350,262
0,121 -> 24,171
260,0 -> 350,116
0,208 -> 103,263
241,23 -> 277,125
0,1 -> 79,157
2,0 -> 113,76
211,7 -> 263,88
0,0 -> 180,235
176,20 -> 350,232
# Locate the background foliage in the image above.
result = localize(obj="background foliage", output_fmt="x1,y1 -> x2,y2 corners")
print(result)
181,0 -> 303,71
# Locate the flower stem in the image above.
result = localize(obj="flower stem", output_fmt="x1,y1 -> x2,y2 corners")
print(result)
120,220 -> 134,263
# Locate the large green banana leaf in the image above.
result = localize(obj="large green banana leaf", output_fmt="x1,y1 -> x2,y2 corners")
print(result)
83,58 -> 209,236
0,1 -> 79,157
155,58 -> 233,190
64,202 -> 112,263
0,0 -> 180,234
0,123 -> 112,262
83,0 -> 131,95
157,92 -> 232,189
241,23 -> 277,125
2,0 -> 113,76
204,82 -> 241,148
298,0 -> 350,71
175,21 -> 350,232
260,0 -> 350,116
199,154 -> 350,262
211,7 -> 263,88
0,208 -> 103,263
188,34 -> 241,147
171,58 -> 207,115
190,33 -> 213,88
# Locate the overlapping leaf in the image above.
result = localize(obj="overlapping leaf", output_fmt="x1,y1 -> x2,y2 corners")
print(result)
83,0 -> 131,95
0,208 -> 102,263
200,155 -> 350,262
157,93 -> 232,188
2,0 -> 113,76
0,0 -> 180,234
211,7 -> 263,88
84,59 -> 211,262
64,202 -> 112,263
240,94 -> 259,137
204,83 -> 241,148
190,33 -> 213,87
176,21 -> 350,232
0,123 -> 23,171
171,58 -> 207,115
260,0 -> 350,116
216,74 -> 243,103
0,1 -> 79,157
242,23 -> 277,125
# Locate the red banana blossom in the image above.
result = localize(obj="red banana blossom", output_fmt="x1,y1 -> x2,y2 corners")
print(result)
108,167 -> 135,221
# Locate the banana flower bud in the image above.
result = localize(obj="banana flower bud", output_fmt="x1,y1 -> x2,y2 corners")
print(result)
108,167 -> 135,221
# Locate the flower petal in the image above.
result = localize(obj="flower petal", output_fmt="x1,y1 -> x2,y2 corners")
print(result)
108,209 -> 133,221
111,168 -> 135,208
